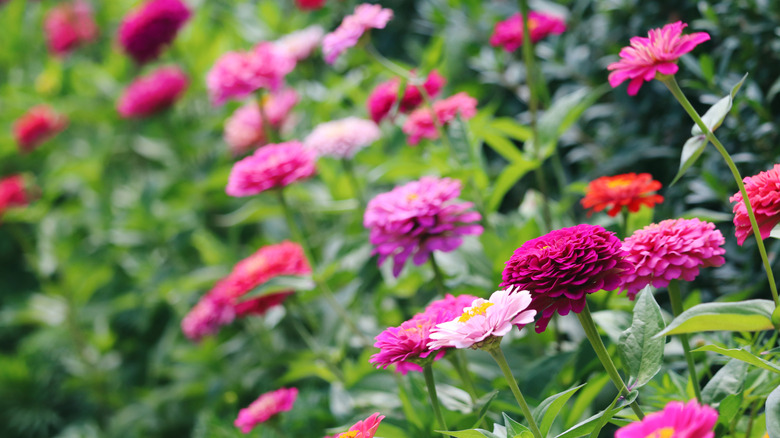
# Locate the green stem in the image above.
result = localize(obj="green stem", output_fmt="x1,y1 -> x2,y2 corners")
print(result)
423,364 -> 449,435
448,350 -> 479,404
576,303 -> 645,419
429,255 -> 447,297
341,159 -> 365,207
487,345 -> 543,438
667,280 -> 703,403
661,76 -> 779,306
620,207 -> 630,240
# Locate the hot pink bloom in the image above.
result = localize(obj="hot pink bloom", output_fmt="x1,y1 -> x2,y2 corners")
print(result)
226,141 -> 316,197
295,0 -> 326,10
234,291 -> 294,317
275,25 -> 324,61
402,92 -> 477,145
223,89 -> 299,155
118,0 -> 191,64
615,400 -> 717,438
608,21 -> 710,96
364,177 -> 483,277
117,66 -> 188,118
490,11 -> 566,52
621,219 -> 725,298
399,70 -> 447,112
44,0 -> 98,57
304,117 -> 381,159
221,241 -> 311,299
0,175 -> 29,218
402,108 -> 438,145
322,3 -> 393,64
13,105 -> 68,153
234,388 -> 298,434
730,164 -> 780,245
336,413 -> 385,438
181,294 -> 236,341
367,71 -> 447,123
501,224 -> 634,333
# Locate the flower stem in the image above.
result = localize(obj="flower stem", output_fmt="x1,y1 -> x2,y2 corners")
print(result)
423,363 -> 449,435
429,255 -> 447,297
487,345 -> 543,438
448,350 -> 479,404
660,76 -> 779,306
667,280 -> 703,403
620,207 -> 630,240
256,90 -> 277,145
576,302 -> 645,419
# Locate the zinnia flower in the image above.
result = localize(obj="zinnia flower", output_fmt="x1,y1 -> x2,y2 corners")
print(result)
367,71 -> 447,123
364,176 -> 483,277
402,92 -> 477,145
44,0 -> 98,57
207,42 -> 296,105
117,66 -> 189,118
490,11 -> 566,52
580,173 -> 664,217
608,21 -> 710,96
0,175 -> 29,218
730,164 -> 780,245
322,3 -> 393,64
223,89 -> 299,155
13,105 -> 68,153
501,224 -> 634,333
295,0 -> 326,10
181,294 -> 236,341
621,218 -> 726,298
234,388 -> 298,434
336,413 -> 384,438
275,25 -> 324,61
226,141 -> 316,197
615,400 -> 717,438
118,0 -> 192,64
304,117 -> 381,159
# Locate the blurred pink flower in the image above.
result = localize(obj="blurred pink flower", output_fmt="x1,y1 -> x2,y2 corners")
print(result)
223,89 -> 299,155
322,3 -> 393,64
608,21 -> 710,95
304,117 -> 380,159
367,71 -> 447,123
117,66 -> 188,118
44,0 -> 98,57
226,141 -> 316,197
402,108 -> 437,145
336,413 -> 385,438
13,105 -> 68,153
364,176 -> 483,277
434,92 -> 477,123
234,387 -> 298,434
221,241 -> 311,299
730,164 -> 780,245
616,400 -> 717,438
402,92 -> 477,145
181,294 -> 236,341
490,11 -> 566,52
0,175 -> 29,218
275,25 -> 324,61
399,70 -> 447,112
295,0 -> 326,10
118,0 -> 191,64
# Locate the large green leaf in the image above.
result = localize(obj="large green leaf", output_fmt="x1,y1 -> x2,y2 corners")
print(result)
702,359 -> 748,405
767,384 -> 780,438
694,345 -> 780,375
532,384 -> 585,437
503,413 -> 534,438
655,300 -> 776,336
618,287 -> 665,389
487,159 -> 541,212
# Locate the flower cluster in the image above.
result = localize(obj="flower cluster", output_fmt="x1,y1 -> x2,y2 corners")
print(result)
322,3 -> 393,64
490,11 -> 566,52
304,117 -> 381,159
44,0 -> 98,57
226,141 -> 316,197
730,164 -> 780,245
223,89 -> 299,154
13,105 -> 68,153
118,0 -> 192,64
117,66 -> 189,118
581,173 -> 664,217
402,92 -> 478,145
367,71 -> 447,123
0,175 -> 29,218
234,387 -> 298,434
616,400 -> 717,438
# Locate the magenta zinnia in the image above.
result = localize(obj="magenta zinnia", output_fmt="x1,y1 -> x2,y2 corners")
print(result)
207,43 -> 296,106
234,387 -> 298,434
335,413 -> 384,438
402,92 -> 478,145
117,66 -> 188,118
615,400 -> 717,438
730,164 -> 780,245
118,0 -> 192,64
44,0 -> 98,57
304,117 -> 381,159
490,11 -> 566,52
226,141 -> 316,197
501,224 -> 634,332
322,3 -> 393,64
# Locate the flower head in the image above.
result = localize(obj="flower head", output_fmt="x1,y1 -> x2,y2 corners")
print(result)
364,177 -> 483,277
295,0 -> 326,10
616,400 -> 717,438
223,89 -> 299,155
117,66 -> 188,118
275,25 -> 324,61
322,3 -> 393,64
367,71 -> 447,123
501,224 -> 634,332
118,0 -> 191,64
226,141 -> 316,197
608,21 -> 710,95
730,164 -> 780,245
399,70 -> 447,112
44,0 -> 98,57
234,388 -> 298,434
304,117 -> 381,159
0,175 -> 29,218
621,219 -> 725,298
13,105 -> 68,153
490,11 -> 566,52
207,43 -> 296,106
180,294 -> 236,341
581,173 -> 664,217
402,92 -> 477,145
336,413 -> 385,438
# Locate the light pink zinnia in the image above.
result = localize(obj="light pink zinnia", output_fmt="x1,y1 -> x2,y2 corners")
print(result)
621,218 -> 726,299
275,25 -> 324,61
322,3 -> 393,64
44,0 -> 98,57
336,413 -> 385,438
118,0 -> 192,64
304,117 -> 381,159
117,66 -> 188,118
615,400 -> 717,438
364,176 -> 483,277
226,141 -> 316,197
608,21 -> 710,96
223,89 -> 299,155
234,387 -> 298,434
402,92 -> 477,145
428,287 -> 536,350
730,164 -> 780,245
490,11 -> 566,52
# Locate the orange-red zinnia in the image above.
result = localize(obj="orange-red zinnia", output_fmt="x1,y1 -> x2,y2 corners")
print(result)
581,173 -> 664,217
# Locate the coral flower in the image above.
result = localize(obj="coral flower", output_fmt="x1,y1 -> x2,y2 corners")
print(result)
207,42 -> 296,105
581,173 -> 664,217
117,66 -> 188,118
367,71 -> 447,123
322,3 -> 393,64
501,224 -> 634,332
615,400 -> 717,438
490,11 -> 566,52
428,287 -> 536,350
275,25 -> 324,61
621,218 -> 726,298
13,105 -> 68,153
608,21 -> 710,96
226,141 -> 316,197
118,0 -> 192,64
295,0 -> 326,10
0,175 -> 29,218
730,164 -> 780,245
402,92 -> 477,145
364,176 -> 483,277
304,117 -> 381,159
223,89 -> 299,155
336,413 -> 385,438
44,0 -> 98,57
234,388 -> 298,434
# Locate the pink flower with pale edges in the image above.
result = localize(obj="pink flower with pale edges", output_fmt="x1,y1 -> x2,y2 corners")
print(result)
117,66 -> 188,118
13,105 -> 68,153
226,141 -> 316,197
364,176 -> 483,277
223,89 -> 299,155
336,413 -> 385,438
44,0 -> 98,57
304,117 -> 381,159
621,218 -> 725,299
402,92 -> 477,145
207,43 -> 296,106
730,164 -> 780,246
275,25 -> 324,61
118,0 -> 191,64
234,388 -> 298,434
608,21 -> 710,96
615,400 -> 717,438
322,3 -> 393,64
490,11 -> 566,52
0,175 -> 29,218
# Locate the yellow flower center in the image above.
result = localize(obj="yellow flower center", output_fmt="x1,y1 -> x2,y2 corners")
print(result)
527,18 -> 539,32
338,432 -> 359,438
458,302 -> 494,323
646,428 -> 675,438
406,193 -> 419,201
606,177 -> 633,188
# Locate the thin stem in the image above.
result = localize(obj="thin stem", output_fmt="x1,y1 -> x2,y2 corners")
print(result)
576,303 -> 645,419
423,364 -> 449,435
620,207 -> 630,240
429,255 -> 447,297
487,346 -> 543,438
341,159 -> 365,207
667,280 -> 703,403
448,350 -> 479,404
256,90 -> 277,145
661,76 -> 779,306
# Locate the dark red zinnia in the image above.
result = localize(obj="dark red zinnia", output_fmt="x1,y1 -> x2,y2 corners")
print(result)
118,0 -> 191,64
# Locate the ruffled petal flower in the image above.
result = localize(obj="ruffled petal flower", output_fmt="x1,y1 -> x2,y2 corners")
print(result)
117,66 -> 189,118
730,164 -> 780,245
336,413 -> 385,438
118,0 -> 191,64
581,173 -> 664,217
223,89 -> 299,155
402,92 -> 477,145
490,11 -> 566,52
226,141 -> 316,197
234,388 -> 298,434
615,400 -> 717,438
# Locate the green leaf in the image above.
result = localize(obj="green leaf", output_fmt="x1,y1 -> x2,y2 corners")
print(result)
694,345 -> 780,374
670,135 -> 707,186
487,159 -> 541,212
717,393 -> 743,427
766,384 -> 780,438
702,359 -> 748,405
482,132 -> 526,163
439,429 -> 500,438
532,384 -> 585,437
470,391 -> 499,429
655,300 -> 775,336
691,73 -> 748,135
588,392 -> 622,438
489,118 -> 533,141
503,412 -> 533,438
619,287 -> 666,389
536,86 -> 609,159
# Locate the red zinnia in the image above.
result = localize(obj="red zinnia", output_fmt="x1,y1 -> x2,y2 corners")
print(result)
13,105 -> 68,153
580,173 -> 664,217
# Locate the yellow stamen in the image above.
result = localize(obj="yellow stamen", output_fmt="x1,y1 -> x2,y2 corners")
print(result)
458,302 -> 494,323
338,432 -> 358,438
406,193 -> 419,201
606,177 -> 633,188
646,428 -> 675,438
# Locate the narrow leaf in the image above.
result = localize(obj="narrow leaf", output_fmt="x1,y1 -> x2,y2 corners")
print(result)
691,73 -> 748,135
655,300 -> 775,336
440,429 -> 500,438
487,159 -> 541,212
503,412 -> 533,438
489,118 -> 533,141
483,132 -> 526,163
532,384 -> 585,437
670,135 -> 707,186
619,287 -> 666,388
694,345 -> 780,374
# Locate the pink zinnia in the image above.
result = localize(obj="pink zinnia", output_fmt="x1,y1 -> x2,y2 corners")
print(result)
501,224 -> 634,333
180,294 -> 236,341
118,0 -> 191,64
621,218 -> 726,299
322,3 -> 393,64
207,42 -> 296,105
615,400 -> 717,438
490,11 -> 566,52
295,0 -> 326,10
608,21 -> 710,96
223,89 -> 299,155
304,117 -> 381,159
234,388 -> 298,434
117,66 -> 188,118
402,92 -> 477,145
0,175 -> 29,218
275,25 -> 324,61
44,0 -> 98,57
226,141 -> 316,197
364,176 -> 483,277
730,164 -> 780,245
367,71 -> 447,123
336,413 -> 385,438
13,105 -> 68,153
